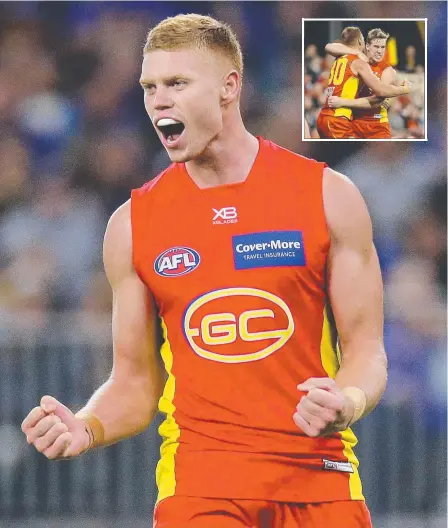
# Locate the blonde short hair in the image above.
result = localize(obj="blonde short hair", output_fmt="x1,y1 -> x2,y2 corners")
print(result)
340,26 -> 363,46
366,28 -> 390,44
144,14 -> 243,78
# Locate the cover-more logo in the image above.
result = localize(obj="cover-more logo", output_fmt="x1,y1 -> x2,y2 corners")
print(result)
213,207 -> 238,225
154,247 -> 200,277
232,231 -> 306,270
183,287 -> 294,363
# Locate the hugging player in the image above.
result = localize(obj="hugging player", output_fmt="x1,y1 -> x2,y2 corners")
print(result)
327,28 -> 400,139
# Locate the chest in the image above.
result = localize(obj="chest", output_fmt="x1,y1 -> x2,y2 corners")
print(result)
138,183 -> 329,310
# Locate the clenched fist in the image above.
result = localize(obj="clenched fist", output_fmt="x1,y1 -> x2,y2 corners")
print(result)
400,79 -> 413,93
293,378 -> 355,437
21,396 -> 90,460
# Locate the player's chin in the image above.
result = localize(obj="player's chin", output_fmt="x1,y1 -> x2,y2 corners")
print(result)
165,145 -> 195,164
166,139 -> 205,163
165,149 -> 188,163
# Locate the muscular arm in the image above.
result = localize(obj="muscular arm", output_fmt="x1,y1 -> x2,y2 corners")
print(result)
76,201 -> 165,446
328,95 -> 384,110
328,66 -> 398,110
325,42 -> 368,62
381,66 -> 398,86
324,168 -> 387,416
352,59 -> 409,97
293,168 -> 387,437
376,66 -> 398,109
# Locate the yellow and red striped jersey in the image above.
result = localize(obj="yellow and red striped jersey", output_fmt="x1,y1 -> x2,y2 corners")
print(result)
321,54 -> 360,120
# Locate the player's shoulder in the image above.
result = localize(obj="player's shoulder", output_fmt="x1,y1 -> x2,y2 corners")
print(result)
106,200 -> 131,241
323,167 -> 371,241
323,166 -> 354,191
379,61 -> 394,75
323,168 -> 365,222
344,53 -> 362,67
103,201 -> 133,281
380,63 -> 396,83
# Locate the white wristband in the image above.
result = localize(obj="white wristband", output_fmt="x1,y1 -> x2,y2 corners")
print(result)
342,387 -> 367,427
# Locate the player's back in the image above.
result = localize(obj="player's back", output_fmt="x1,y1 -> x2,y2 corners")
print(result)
321,54 -> 360,120
131,137 -> 363,505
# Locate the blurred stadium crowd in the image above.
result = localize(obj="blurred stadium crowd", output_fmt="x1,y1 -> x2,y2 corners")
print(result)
0,0 -> 446,524
304,29 -> 426,138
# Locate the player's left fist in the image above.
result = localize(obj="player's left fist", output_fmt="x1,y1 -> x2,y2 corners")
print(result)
293,377 -> 354,437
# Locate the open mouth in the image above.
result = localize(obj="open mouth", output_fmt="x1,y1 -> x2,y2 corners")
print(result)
156,118 -> 185,144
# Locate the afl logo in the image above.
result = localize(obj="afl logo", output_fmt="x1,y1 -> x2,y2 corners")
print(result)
183,287 -> 294,363
154,247 -> 200,277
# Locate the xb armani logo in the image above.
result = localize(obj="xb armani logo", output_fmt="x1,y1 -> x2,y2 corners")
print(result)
212,207 -> 238,225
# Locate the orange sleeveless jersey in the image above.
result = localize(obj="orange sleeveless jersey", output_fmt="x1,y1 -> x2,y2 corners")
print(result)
131,137 -> 364,505
320,54 -> 360,120
354,60 -> 391,122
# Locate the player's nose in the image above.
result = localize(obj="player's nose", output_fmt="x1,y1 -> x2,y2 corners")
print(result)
153,87 -> 174,111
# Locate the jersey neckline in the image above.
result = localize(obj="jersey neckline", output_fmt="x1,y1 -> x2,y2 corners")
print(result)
177,136 -> 268,193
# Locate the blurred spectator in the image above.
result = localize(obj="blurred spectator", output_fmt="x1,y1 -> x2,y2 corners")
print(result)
0,134 -> 31,214
0,245 -> 54,343
384,181 -> 446,415
335,142 -> 442,242
404,45 -> 417,73
69,128 -> 148,215
304,44 -> 323,83
0,177 -> 105,308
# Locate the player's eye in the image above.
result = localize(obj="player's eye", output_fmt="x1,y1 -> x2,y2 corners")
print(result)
173,80 -> 187,88
144,85 -> 156,95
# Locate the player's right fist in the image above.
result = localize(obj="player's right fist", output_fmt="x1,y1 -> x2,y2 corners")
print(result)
400,79 -> 413,93
21,396 -> 91,460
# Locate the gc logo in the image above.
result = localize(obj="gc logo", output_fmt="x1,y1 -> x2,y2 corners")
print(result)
183,288 -> 294,363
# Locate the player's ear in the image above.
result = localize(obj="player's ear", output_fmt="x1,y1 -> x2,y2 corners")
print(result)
220,71 -> 240,105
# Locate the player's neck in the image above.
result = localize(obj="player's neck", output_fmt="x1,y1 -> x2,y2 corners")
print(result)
185,123 -> 259,189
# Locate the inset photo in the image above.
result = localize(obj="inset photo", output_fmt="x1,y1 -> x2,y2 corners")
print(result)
302,19 -> 426,140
